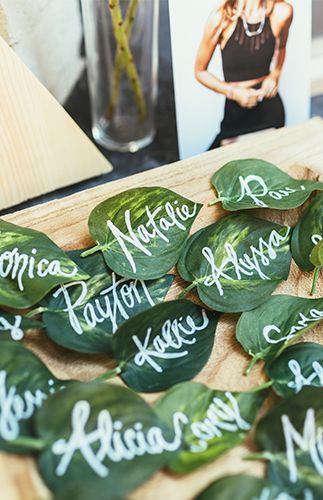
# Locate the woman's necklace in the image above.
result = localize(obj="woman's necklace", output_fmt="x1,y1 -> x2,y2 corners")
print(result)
242,0 -> 267,37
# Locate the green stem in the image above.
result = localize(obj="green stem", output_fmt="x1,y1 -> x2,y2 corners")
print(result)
178,282 -> 197,299
106,0 -> 139,120
209,197 -> 222,207
108,0 -> 146,120
244,451 -> 274,462
26,306 -> 47,318
244,354 -> 262,376
9,436 -> 47,451
310,266 -> 321,295
93,365 -> 123,382
251,380 -> 273,392
81,244 -> 102,258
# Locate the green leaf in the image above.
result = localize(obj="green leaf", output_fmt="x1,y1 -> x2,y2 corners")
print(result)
195,474 -> 282,500
83,187 -> 202,280
266,342 -> 323,398
42,250 -> 174,354
0,341 -> 68,453
34,382 -> 182,498
255,387 -> 323,497
0,219 -> 89,309
236,295 -> 323,372
0,310 -> 41,342
309,240 -> 323,295
155,381 -> 267,473
211,159 -> 323,210
112,300 -> 219,393
291,193 -> 323,271
177,214 -> 291,312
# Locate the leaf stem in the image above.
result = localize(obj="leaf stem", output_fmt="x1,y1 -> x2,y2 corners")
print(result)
209,197 -> 222,207
310,266 -> 321,296
178,282 -> 197,299
244,451 -> 274,462
8,436 -> 47,451
93,365 -> 123,382
244,354 -> 262,376
251,380 -> 273,392
26,307 -> 47,318
81,244 -> 102,258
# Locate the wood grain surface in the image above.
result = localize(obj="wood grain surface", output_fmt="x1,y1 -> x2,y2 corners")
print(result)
2,118 -> 323,500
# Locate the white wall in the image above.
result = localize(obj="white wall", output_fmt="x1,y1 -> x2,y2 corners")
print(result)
0,0 -> 84,103
169,0 -> 312,159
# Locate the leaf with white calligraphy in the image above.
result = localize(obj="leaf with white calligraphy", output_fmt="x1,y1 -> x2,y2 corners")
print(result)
253,387 -> 323,498
266,343 -> 323,398
210,158 -> 323,210
236,295 -> 323,374
291,192 -> 323,272
81,187 -> 202,280
195,474 -> 283,500
0,219 -> 89,309
41,250 -> 174,354
33,382 -> 182,498
112,300 -> 219,393
178,214 -> 291,312
155,381 -> 267,473
0,341 -> 67,453
0,310 -> 41,342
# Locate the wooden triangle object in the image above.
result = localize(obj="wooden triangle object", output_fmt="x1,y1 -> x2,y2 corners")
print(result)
0,36 -> 113,211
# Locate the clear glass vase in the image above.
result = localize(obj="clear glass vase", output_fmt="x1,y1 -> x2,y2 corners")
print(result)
81,0 -> 159,153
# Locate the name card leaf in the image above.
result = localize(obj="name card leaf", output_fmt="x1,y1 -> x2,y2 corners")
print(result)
155,381 -> 267,473
112,300 -> 219,393
211,159 -> 323,210
178,214 -> 291,312
236,295 -> 323,373
83,187 -> 202,280
34,382 -> 182,497
0,341 -> 67,453
291,193 -> 323,272
0,219 -> 89,309
42,250 -> 174,354
0,310 -> 42,342
266,342 -> 323,398
196,474 -> 282,500
255,387 -> 323,497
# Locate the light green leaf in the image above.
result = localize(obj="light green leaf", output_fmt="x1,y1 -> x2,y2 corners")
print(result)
310,240 -> 323,295
211,159 -> 323,210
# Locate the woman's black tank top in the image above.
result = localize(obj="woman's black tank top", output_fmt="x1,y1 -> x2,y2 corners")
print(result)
222,17 -> 275,82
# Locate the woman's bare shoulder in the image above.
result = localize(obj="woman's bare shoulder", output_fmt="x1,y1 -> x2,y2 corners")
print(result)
272,1 -> 293,25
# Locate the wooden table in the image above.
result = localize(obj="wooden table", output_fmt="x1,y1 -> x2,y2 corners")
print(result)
2,118 -> 323,500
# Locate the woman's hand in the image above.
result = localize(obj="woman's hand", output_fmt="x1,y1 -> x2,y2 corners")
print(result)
229,86 -> 262,109
260,76 -> 279,99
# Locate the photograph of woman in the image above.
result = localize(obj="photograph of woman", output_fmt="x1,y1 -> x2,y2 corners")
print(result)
195,0 -> 293,149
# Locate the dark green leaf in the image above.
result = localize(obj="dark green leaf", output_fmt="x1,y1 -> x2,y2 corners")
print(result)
0,219 -> 88,309
35,382 -> 182,498
0,310 -> 41,342
291,193 -> 323,271
84,187 -> 202,280
178,214 -> 291,312
211,159 -> 323,210
0,341 -> 67,453
266,342 -> 323,398
195,474 -> 282,500
255,387 -> 323,497
236,295 -> 323,370
113,300 -> 219,393
42,250 -> 174,354
155,381 -> 267,473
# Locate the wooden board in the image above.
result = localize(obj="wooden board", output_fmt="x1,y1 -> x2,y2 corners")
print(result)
0,36 -> 112,211
2,118 -> 323,500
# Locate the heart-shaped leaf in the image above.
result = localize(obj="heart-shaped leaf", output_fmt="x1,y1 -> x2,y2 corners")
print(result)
0,341 -> 67,453
178,214 -> 291,312
155,381 -> 267,473
211,159 -> 323,210
195,474 -> 282,500
291,193 -> 323,272
82,187 -> 202,280
266,342 -> 323,398
236,295 -> 323,373
0,311 -> 41,342
112,300 -> 219,393
42,250 -> 174,354
0,219 -> 88,309
254,387 -> 323,497
310,240 -> 323,295
34,382 -> 182,498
